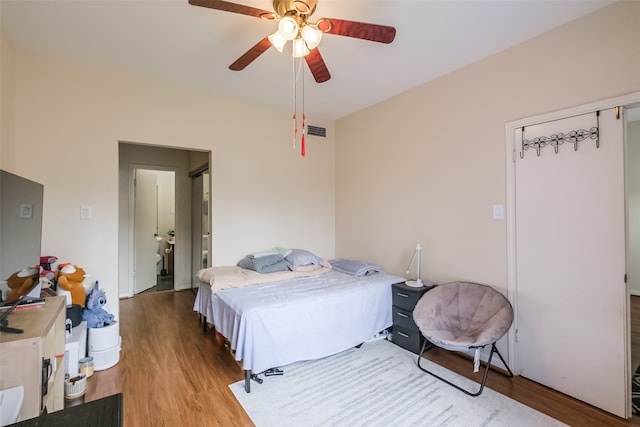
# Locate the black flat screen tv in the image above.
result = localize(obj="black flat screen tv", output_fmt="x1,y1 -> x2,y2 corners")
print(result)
0,170 -> 44,333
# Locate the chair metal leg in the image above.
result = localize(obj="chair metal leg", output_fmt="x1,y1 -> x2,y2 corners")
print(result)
416,340 -> 513,397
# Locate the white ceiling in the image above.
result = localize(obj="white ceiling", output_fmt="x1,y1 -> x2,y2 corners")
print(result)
0,0 -> 615,120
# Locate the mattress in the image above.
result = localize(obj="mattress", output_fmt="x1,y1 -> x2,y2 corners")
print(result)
195,270 -> 404,373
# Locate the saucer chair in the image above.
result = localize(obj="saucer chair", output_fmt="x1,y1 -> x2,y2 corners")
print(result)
413,281 -> 514,396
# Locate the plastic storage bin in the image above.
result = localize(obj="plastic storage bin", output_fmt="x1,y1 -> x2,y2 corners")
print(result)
87,321 -> 121,370
89,337 -> 121,371
65,321 -> 87,376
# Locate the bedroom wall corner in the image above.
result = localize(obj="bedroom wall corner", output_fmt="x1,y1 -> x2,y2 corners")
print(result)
12,49 -> 337,316
334,0 -> 640,295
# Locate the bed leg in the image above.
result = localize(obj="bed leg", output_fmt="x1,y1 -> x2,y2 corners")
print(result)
244,370 -> 264,393
245,370 -> 251,393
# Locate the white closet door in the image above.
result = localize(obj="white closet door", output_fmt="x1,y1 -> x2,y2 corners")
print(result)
514,108 -> 627,417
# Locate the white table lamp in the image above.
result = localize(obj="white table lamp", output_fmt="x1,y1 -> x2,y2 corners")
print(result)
405,243 -> 423,287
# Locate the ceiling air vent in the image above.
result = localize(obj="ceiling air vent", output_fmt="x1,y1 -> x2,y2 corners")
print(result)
307,125 -> 326,138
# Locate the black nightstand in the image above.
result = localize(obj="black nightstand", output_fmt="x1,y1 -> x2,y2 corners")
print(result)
391,282 -> 434,354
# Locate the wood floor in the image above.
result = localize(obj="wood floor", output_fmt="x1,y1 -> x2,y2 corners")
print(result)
83,290 -> 640,426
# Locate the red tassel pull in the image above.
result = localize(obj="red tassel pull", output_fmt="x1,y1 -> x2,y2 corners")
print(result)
292,113 -> 297,149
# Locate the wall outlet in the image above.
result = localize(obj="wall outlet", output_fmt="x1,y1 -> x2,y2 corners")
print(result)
80,205 -> 92,220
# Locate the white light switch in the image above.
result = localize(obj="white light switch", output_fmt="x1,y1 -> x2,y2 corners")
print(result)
80,205 -> 92,220
492,204 -> 504,220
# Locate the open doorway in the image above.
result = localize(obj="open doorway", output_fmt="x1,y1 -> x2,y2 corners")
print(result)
118,142 -> 210,299
134,168 -> 175,294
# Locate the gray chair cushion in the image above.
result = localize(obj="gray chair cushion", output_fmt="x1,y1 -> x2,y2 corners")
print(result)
413,281 -> 513,351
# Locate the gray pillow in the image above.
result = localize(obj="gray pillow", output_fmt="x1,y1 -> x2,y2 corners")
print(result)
285,249 -> 324,269
237,254 -> 288,274
329,259 -> 383,276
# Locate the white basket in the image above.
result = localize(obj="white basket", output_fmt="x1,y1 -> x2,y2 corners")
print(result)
88,321 -> 119,352
89,337 -> 121,371
64,374 -> 87,400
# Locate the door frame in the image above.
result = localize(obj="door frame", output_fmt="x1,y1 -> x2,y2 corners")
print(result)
505,90 -> 640,418
189,166 -> 210,292
126,164 -> 178,297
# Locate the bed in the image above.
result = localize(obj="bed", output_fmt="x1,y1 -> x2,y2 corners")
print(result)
194,250 -> 404,392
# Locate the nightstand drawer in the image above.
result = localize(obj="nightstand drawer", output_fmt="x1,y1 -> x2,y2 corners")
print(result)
392,286 -> 426,311
392,326 -> 425,355
392,307 -> 417,331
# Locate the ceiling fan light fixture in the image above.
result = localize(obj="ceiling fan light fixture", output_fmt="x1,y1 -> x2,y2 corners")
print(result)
292,0 -> 312,14
301,24 -> 322,50
278,16 -> 299,40
292,37 -> 310,57
268,31 -> 287,52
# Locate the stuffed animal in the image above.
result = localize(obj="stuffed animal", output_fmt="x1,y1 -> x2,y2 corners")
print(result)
40,256 -> 58,281
82,282 -> 114,328
38,276 -> 57,298
56,263 -> 87,306
6,267 -> 39,301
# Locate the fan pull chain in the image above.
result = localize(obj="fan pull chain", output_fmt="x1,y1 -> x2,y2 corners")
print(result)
292,56 -> 297,150
300,60 -> 306,157
291,56 -> 307,157
301,114 -> 306,157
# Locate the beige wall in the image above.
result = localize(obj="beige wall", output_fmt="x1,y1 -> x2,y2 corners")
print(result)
0,31 -> 16,171
3,43 -> 335,319
335,1 -> 640,294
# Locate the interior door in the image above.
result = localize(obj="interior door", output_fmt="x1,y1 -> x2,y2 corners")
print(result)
514,107 -> 628,417
191,170 -> 210,290
134,169 -> 158,294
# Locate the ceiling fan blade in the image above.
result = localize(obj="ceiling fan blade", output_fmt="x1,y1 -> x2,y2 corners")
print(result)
319,18 -> 396,44
305,48 -> 331,83
188,0 -> 275,19
229,37 -> 272,71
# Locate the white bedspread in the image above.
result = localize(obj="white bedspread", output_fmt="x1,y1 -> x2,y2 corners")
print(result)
196,270 -> 404,373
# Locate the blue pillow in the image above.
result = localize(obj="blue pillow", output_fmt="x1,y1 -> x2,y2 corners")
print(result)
285,249 -> 324,269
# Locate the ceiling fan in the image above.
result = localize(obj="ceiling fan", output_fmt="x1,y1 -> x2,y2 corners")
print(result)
188,0 -> 396,83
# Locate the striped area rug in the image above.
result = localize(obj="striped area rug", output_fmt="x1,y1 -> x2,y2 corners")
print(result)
230,339 -> 567,427
633,365 -> 640,416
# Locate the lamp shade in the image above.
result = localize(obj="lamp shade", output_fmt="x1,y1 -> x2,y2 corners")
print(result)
301,25 -> 322,50
268,31 -> 287,52
278,16 -> 299,40
292,37 -> 310,57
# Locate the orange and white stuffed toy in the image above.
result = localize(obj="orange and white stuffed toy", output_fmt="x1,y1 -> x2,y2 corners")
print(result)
6,267 -> 39,301
56,264 -> 87,306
